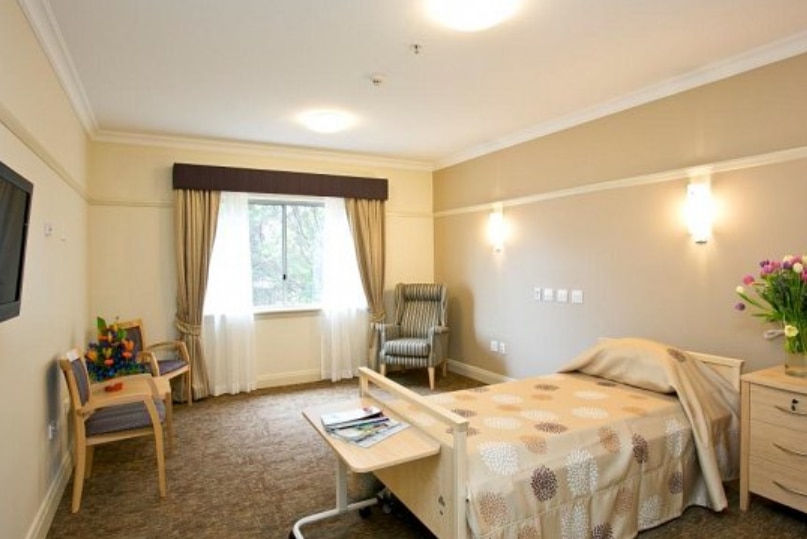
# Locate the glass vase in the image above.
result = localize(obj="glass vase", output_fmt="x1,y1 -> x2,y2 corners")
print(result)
784,352 -> 807,378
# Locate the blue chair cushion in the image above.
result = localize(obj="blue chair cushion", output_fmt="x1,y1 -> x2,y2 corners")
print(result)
384,338 -> 430,357
86,400 -> 166,436
157,358 -> 187,375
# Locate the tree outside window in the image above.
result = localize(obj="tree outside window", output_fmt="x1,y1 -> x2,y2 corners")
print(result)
248,199 -> 324,309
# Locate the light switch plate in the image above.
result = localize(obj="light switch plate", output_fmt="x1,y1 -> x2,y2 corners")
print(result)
542,288 -> 555,302
556,289 -> 569,302
571,289 -> 584,304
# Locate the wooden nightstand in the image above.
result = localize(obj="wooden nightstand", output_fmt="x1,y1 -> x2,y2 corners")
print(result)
740,365 -> 807,512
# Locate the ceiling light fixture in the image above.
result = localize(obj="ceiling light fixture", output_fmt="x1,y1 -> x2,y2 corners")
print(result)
298,110 -> 356,134
424,0 -> 522,32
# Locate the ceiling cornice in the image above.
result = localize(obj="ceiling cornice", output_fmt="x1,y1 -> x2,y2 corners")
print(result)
93,130 -> 434,172
18,0 -> 98,134
435,30 -> 807,170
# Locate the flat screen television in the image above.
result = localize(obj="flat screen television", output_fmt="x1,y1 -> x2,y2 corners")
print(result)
0,160 -> 33,323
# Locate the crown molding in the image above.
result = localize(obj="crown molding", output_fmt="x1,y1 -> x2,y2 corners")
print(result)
18,0 -> 98,134
435,145 -> 807,218
435,30 -> 807,170
92,130 -> 434,172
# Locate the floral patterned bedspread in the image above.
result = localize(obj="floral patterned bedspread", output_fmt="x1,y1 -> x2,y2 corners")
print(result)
414,349 -> 739,539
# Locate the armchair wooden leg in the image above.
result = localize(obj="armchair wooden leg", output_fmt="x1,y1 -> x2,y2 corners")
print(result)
154,426 -> 166,498
164,394 -> 174,449
185,370 -> 192,405
84,445 -> 95,478
72,446 -> 86,513
428,367 -> 435,390
442,360 -> 448,377
380,364 -> 386,377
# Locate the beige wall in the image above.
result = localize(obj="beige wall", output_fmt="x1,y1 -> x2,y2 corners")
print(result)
0,1 -> 89,538
86,140 -> 435,386
434,53 -> 807,378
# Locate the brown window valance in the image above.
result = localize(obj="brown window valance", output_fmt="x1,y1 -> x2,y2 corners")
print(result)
173,163 -> 388,200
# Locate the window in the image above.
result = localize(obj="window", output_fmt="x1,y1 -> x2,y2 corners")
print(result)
248,198 -> 324,309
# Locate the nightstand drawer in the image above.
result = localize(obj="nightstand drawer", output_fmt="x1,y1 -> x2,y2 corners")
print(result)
750,384 -> 807,429
749,420 -> 807,473
749,456 -> 807,513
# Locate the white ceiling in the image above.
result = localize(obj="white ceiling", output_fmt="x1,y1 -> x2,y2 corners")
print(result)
22,0 -> 807,168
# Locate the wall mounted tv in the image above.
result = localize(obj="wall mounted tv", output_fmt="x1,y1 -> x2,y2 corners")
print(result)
0,160 -> 33,323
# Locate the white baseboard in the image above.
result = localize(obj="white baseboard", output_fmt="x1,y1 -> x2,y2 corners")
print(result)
447,359 -> 513,385
255,362 -> 509,389
27,450 -> 72,539
256,369 -> 321,389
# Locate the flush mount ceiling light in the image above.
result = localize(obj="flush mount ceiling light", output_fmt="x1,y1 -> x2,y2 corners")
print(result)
298,109 -> 356,134
424,0 -> 522,32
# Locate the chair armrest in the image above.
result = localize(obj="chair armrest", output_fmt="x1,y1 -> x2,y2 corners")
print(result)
137,350 -> 160,376
146,340 -> 191,363
427,326 -> 449,339
375,323 -> 401,343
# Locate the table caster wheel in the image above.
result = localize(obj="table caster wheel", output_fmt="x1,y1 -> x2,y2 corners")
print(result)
359,506 -> 372,519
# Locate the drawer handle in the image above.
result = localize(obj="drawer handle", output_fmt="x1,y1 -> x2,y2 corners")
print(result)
774,405 -> 807,416
773,442 -> 807,458
773,480 -> 807,498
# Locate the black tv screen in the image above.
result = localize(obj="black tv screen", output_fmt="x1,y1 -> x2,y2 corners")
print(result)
0,160 -> 33,323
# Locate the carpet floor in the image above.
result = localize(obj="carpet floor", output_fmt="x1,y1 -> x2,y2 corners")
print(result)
46,370 -> 807,539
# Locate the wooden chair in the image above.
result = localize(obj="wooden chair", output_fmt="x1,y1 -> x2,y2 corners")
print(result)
58,349 -> 167,513
118,319 -> 192,404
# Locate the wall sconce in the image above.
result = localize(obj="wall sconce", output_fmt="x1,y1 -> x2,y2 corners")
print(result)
488,204 -> 506,252
684,177 -> 714,244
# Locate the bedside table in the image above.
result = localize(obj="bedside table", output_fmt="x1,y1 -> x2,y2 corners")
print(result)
740,365 -> 807,512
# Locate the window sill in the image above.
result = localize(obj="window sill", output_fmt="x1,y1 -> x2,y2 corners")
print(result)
254,306 -> 322,318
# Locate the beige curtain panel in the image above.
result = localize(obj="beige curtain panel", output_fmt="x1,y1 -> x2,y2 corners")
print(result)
345,198 -> 386,367
174,189 -> 221,401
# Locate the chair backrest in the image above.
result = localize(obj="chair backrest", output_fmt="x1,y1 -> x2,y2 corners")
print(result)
59,349 -> 91,407
118,319 -> 146,353
394,283 -> 448,338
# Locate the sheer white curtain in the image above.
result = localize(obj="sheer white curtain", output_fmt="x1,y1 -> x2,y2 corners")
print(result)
202,192 -> 256,396
321,198 -> 368,381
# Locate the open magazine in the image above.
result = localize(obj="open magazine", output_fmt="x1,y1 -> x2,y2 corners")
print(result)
321,406 -> 409,447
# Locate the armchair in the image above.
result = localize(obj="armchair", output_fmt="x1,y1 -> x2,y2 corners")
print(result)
58,349 -> 167,513
119,319 -> 192,404
376,283 -> 449,390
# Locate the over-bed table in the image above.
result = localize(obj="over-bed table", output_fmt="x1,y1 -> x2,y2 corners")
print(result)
293,338 -> 744,539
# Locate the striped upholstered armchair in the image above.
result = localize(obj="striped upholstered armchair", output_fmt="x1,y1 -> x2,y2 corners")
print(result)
377,283 -> 449,390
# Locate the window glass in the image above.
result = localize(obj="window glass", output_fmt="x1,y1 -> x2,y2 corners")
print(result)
248,199 -> 324,309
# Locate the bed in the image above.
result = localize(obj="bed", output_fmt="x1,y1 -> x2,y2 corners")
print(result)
357,338 -> 744,539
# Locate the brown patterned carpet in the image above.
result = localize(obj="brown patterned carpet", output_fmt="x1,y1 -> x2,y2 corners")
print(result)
47,370 -> 807,539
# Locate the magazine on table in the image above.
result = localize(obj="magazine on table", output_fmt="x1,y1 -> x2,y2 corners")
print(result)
320,406 -> 409,447
320,406 -> 384,430
351,420 -> 409,448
